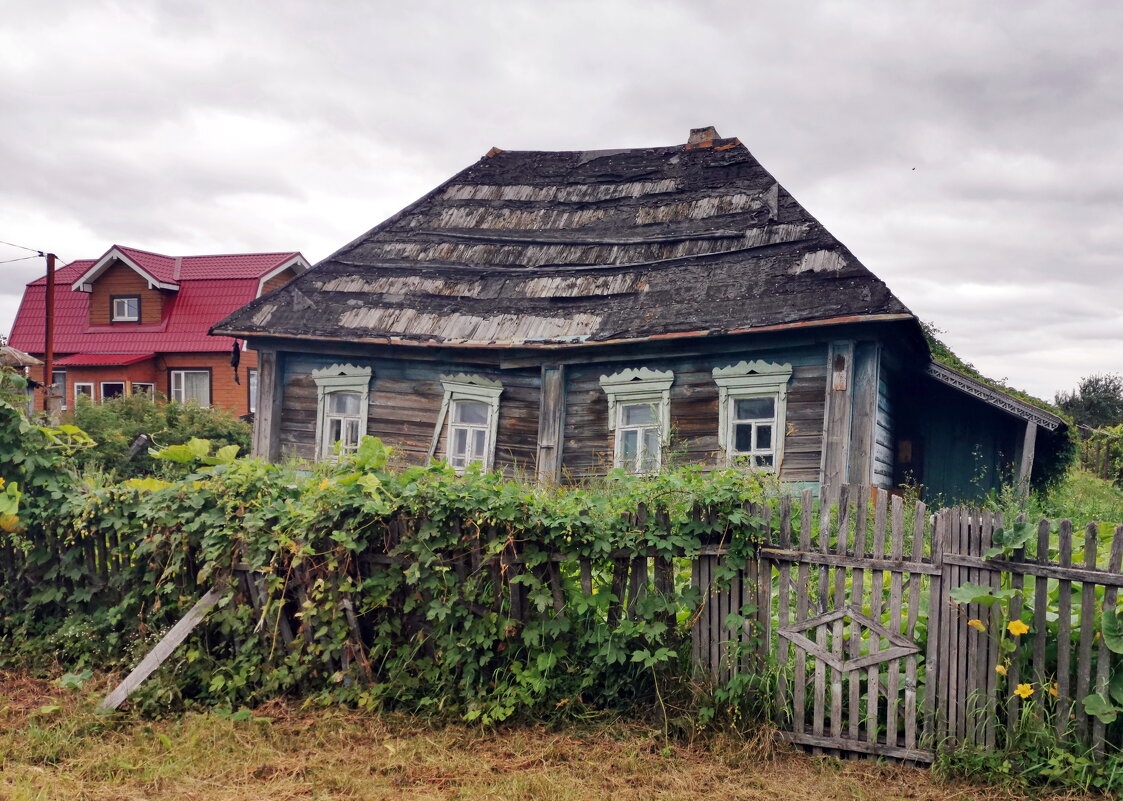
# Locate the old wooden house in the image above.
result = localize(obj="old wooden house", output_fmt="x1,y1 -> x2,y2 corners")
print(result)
213,127 -> 1065,501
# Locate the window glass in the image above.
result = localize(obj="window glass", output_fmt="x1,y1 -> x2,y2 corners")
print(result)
112,297 -> 139,320
132,383 -> 154,396
735,396 -> 774,419
171,370 -> 211,407
620,429 -> 638,464
622,403 -> 655,426
454,400 -> 488,425
734,423 -> 753,452
248,369 -> 258,413
756,424 -> 772,450
75,383 -> 93,402
642,428 -> 660,472
329,391 -> 361,415
102,382 -> 125,399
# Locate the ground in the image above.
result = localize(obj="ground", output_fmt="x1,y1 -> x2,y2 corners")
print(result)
0,673 -> 1099,801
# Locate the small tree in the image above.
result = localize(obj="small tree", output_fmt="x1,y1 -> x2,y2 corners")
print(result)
1055,373 -> 1123,430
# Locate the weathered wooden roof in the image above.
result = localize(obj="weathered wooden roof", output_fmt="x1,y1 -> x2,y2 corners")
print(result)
926,362 -> 1066,430
214,127 -> 914,347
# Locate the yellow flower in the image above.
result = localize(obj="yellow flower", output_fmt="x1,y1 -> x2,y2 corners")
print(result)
995,664 -> 1008,676
1007,619 -> 1030,637
0,477 -> 5,488
1013,683 -> 1034,699
968,619 -> 986,632
1049,683 -> 1058,697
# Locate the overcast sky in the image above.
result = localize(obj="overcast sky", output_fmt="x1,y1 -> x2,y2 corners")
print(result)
1,0 -> 1120,400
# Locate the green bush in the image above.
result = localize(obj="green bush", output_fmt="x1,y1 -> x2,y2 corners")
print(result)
66,394 -> 251,478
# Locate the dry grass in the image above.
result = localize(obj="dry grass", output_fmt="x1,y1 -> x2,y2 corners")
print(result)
0,672 -> 1091,801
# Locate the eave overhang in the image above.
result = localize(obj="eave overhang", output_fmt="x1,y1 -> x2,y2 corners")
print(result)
925,362 -> 1065,431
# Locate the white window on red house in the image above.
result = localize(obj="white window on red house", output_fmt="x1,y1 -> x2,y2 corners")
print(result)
132,382 -> 155,397
74,383 -> 93,404
170,370 -> 211,407
112,296 -> 140,322
52,370 -> 67,410
101,382 -> 125,400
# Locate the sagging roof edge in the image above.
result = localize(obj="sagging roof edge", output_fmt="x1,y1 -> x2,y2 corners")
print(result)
926,362 -> 1065,431
212,312 -> 918,351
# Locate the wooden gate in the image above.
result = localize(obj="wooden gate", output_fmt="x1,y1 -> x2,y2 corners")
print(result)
693,486 -> 939,762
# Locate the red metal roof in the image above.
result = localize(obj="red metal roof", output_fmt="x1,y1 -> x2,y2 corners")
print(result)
54,353 -> 156,367
8,247 -> 304,356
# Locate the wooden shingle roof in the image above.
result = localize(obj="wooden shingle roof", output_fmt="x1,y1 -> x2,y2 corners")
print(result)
214,127 -> 914,348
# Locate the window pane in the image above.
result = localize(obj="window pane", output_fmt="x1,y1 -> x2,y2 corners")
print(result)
755,424 -> 772,450
183,372 -> 210,406
452,427 -> 468,457
622,403 -> 655,426
620,429 -> 638,465
248,370 -> 258,413
454,400 -> 489,424
102,383 -> 124,399
472,429 -> 487,461
642,428 -> 660,471
735,396 -> 774,420
756,454 -> 774,468
343,419 -> 361,449
329,391 -> 361,415
733,423 -> 753,452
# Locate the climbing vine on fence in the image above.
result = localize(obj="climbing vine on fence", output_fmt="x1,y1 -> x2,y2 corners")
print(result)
0,383 -> 779,723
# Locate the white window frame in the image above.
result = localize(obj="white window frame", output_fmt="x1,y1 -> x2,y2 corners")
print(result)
599,368 -> 674,474
52,370 -> 67,410
713,360 -> 793,472
430,374 -> 503,473
247,368 -> 258,414
74,382 -> 94,404
112,296 -> 140,322
312,363 -> 372,461
170,369 -> 211,407
100,381 -> 126,401
131,382 -> 155,397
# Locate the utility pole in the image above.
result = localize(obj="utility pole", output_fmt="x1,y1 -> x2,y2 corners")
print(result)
43,252 -> 57,419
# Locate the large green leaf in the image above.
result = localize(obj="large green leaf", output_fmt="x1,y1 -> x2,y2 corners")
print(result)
950,581 -> 1003,606
1083,693 -> 1119,725
1103,609 -> 1123,654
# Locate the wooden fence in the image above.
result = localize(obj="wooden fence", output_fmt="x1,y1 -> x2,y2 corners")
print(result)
6,481 -> 1123,763
694,485 -> 1123,761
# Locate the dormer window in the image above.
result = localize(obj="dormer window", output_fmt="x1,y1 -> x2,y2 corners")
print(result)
111,295 -> 140,322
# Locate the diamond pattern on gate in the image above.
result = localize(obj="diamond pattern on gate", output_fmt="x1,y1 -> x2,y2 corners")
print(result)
778,605 -> 920,673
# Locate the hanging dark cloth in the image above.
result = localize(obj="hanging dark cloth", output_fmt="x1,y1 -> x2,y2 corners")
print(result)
231,341 -> 241,385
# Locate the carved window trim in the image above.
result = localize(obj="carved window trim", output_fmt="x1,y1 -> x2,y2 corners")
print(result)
713,360 -> 793,471
599,368 -> 674,473
313,363 -> 372,460
432,374 -> 503,473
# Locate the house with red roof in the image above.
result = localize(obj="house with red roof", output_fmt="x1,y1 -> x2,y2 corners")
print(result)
8,245 -> 309,415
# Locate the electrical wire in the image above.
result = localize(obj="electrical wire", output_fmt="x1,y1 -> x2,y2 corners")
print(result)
0,238 -> 45,255
0,255 -> 39,265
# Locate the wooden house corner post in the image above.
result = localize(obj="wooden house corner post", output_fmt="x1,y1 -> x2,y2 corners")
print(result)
252,349 -> 284,461
820,341 -> 856,492
535,364 -> 566,483
1016,421 -> 1037,498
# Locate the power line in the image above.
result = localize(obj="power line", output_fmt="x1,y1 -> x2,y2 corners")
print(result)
0,238 -> 46,256
0,255 -> 39,265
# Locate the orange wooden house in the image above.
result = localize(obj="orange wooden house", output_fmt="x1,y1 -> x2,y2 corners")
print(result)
8,245 -> 309,416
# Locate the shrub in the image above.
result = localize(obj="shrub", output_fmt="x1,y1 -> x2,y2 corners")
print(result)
66,394 -> 251,478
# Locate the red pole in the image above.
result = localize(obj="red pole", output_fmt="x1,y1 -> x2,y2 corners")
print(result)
43,252 -> 56,413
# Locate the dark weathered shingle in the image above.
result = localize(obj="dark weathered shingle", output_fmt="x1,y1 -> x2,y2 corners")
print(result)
214,132 -> 913,346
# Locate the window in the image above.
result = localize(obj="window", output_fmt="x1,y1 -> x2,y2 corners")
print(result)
713,360 -> 793,472
52,370 -> 67,410
312,363 -> 372,460
74,383 -> 93,404
101,381 -> 125,400
431,374 -> 503,472
132,382 -> 155,397
170,369 -> 211,407
111,295 -> 140,322
247,368 -> 258,414
599,368 -> 674,474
